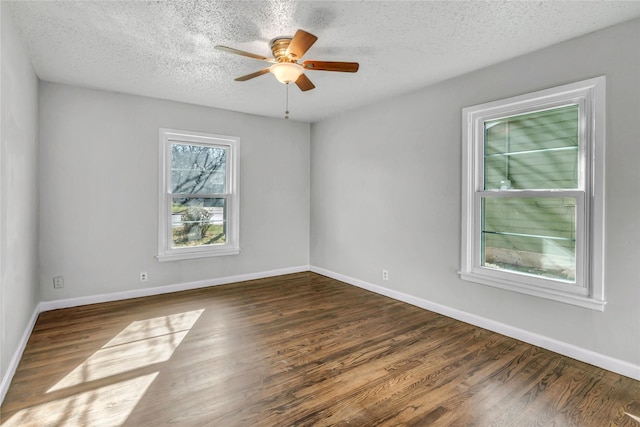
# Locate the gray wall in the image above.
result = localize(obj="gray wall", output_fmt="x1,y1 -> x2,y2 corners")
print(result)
38,82 -> 310,301
310,19 -> 640,365
2,9 -> 638,391
0,2 -> 40,382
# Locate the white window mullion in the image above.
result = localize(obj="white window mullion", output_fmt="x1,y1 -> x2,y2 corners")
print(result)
472,192 -> 484,270
574,191 -> 586,291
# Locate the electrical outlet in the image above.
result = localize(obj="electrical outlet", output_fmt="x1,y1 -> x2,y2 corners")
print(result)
382,269 -> 389,281
140,272 -> 148,282
53,276 -> 64,289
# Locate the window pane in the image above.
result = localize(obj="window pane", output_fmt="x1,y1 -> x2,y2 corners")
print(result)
481,197 -> 576,282
171,197 -> 226,248
171,144 -> 227,194
484,105 -> 579,190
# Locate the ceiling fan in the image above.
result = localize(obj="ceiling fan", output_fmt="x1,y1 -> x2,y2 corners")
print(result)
215,29 -> 359,92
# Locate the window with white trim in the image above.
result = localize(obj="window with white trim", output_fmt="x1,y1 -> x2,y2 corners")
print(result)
158,128 -> 240,261
460,77 -> 605,310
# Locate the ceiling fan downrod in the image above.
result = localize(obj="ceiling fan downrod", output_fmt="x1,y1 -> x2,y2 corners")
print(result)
285,83 -> 290,120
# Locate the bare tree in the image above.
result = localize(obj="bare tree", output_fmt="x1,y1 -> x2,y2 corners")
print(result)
171,144 -> 226,194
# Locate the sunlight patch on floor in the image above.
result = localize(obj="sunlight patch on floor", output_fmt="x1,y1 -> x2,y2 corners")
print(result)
2,372 -> 158,427
47,309 -> 204,392
104,309 -> 204,347
625,412 -> 640,423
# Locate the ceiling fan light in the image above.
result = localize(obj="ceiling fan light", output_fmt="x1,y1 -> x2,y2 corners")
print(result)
270,62 -> 303,84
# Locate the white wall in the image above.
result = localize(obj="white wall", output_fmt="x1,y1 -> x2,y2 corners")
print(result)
311,19 -> 640,368
0,2 -> 40,385
38,82 -> 310,301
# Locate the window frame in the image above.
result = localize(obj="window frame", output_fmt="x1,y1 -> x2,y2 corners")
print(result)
460,77 -> 606,310
157,128 -> 240,261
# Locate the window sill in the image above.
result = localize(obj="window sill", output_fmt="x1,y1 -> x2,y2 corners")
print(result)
157,247 -> 241,262
458,271 -> 606,311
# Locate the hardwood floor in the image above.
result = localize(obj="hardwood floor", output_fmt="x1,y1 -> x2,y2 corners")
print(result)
1,272 -> 639,426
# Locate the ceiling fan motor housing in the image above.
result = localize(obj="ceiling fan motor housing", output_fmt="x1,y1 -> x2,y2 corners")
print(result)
270,37 -> 295,62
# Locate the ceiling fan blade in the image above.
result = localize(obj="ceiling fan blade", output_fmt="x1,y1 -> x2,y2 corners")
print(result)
302,60 -> 359,72
235,68 -> 271,81
215,45 -> 275,63
286,30 -> 318,60
295,73 -> 315,91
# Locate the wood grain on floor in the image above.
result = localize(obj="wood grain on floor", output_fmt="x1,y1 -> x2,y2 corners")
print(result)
1,272 -> 638,426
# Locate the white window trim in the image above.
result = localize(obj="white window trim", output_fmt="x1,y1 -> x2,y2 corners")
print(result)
157,128 -> 240,261
460,77 -> 606,310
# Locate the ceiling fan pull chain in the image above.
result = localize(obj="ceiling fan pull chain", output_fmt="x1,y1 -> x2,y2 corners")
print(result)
285,83 -> 290,119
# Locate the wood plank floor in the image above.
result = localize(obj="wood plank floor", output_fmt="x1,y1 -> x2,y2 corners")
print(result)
1,272 -> 639,426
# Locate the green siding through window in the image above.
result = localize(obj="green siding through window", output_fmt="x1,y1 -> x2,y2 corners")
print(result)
484,105 -> 579,190
482,197 -> 576,254
481,105 -> 579,281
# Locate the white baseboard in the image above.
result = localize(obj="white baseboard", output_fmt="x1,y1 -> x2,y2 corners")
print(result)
310,265 -> 640,381
0,304 -> 40,405
38,265 -> 309,312
0,265 -> 309,404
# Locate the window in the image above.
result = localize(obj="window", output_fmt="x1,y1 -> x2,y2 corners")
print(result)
158,128 -> 240,261
460,77 -> 605,310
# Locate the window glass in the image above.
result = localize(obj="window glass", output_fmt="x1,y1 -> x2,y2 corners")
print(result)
171,197 -> 227,248
171,144 -> 227,194
484,105 -> 579,190
481,197 -> 576,281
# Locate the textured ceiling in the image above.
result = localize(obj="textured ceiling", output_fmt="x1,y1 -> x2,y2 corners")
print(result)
7,1 -> 640,123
